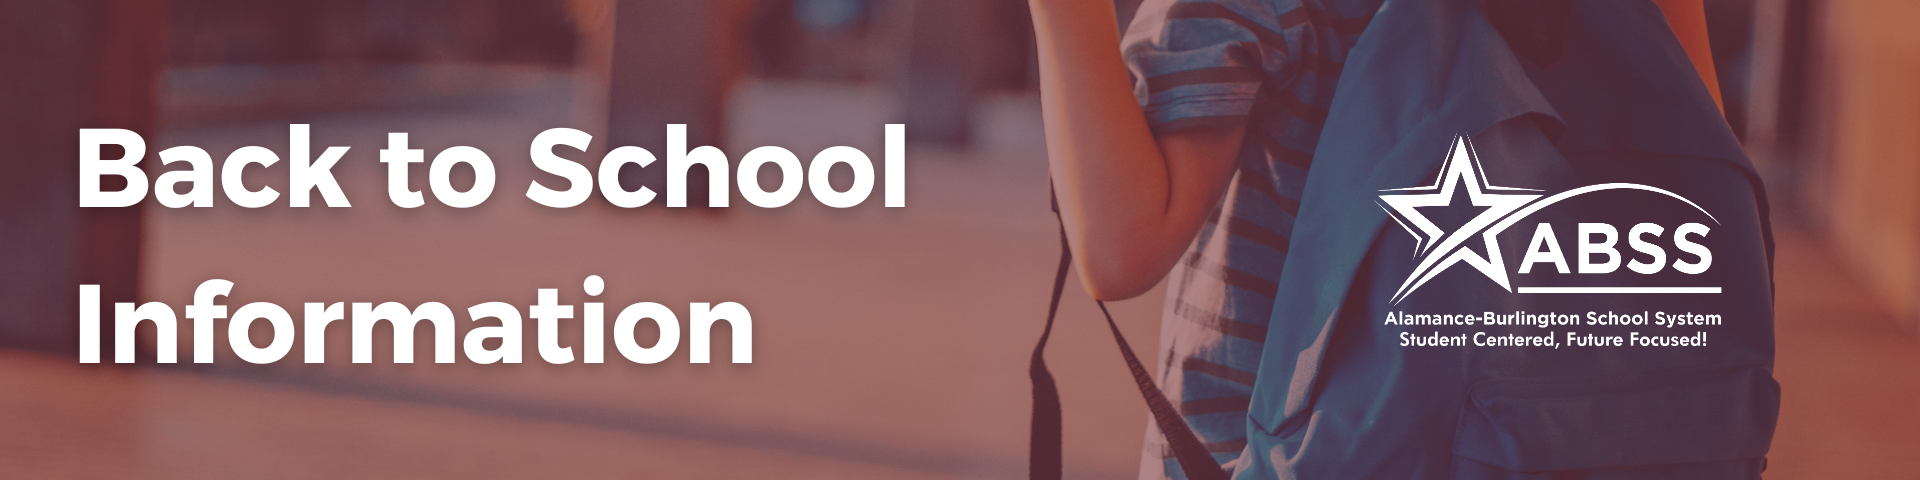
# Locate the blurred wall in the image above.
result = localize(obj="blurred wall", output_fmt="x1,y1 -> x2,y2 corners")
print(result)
169,0 -> 577,67
161,0 -> 581,122
1802,0 -> 1920,327
0,0 -> 165,354
605,0 -> 754,200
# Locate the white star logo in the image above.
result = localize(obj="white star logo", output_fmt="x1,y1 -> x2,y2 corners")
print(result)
1378,135 -> 1540,303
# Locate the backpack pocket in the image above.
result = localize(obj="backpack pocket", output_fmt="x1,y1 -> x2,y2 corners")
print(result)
1452,364 -> 1778,477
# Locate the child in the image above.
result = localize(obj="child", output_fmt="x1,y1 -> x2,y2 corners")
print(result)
1029,0 -> 1766,478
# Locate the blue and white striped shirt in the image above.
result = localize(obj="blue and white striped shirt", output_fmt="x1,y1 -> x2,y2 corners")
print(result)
1119,0 -> 1381,477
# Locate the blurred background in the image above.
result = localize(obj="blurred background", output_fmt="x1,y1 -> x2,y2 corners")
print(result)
0,0 -> 1915,478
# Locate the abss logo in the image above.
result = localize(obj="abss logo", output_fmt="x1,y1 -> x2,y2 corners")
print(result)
1377,134 -> 1719,304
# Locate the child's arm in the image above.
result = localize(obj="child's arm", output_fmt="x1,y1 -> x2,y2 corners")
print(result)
1030,0 -> 1245,301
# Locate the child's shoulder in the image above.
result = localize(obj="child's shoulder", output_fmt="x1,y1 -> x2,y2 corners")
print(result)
1131,0 -> 1382,32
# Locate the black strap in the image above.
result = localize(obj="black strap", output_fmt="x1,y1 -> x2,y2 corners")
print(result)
1031,190 -> 1229,480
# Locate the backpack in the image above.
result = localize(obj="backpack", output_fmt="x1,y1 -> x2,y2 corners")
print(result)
1031,0 -> 1778,478
1240,0 -> 1777,477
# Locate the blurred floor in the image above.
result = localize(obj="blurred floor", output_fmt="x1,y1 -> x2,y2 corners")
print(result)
0,76 -> 1913,478
0,350 -> 985,480
1764,229 -> 1920,478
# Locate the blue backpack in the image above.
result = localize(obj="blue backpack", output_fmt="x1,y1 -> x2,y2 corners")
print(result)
1030,0 -> 1777,478
1237,0 -> 1778,478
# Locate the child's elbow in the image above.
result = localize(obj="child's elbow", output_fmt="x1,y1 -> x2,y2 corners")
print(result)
1075,250 -> 1170,301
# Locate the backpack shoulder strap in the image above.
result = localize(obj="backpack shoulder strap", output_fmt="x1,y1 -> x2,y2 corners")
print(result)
1030,188 -> 1228,480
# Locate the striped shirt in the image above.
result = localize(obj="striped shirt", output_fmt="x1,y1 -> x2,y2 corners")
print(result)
1118,0 -> 1380,477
